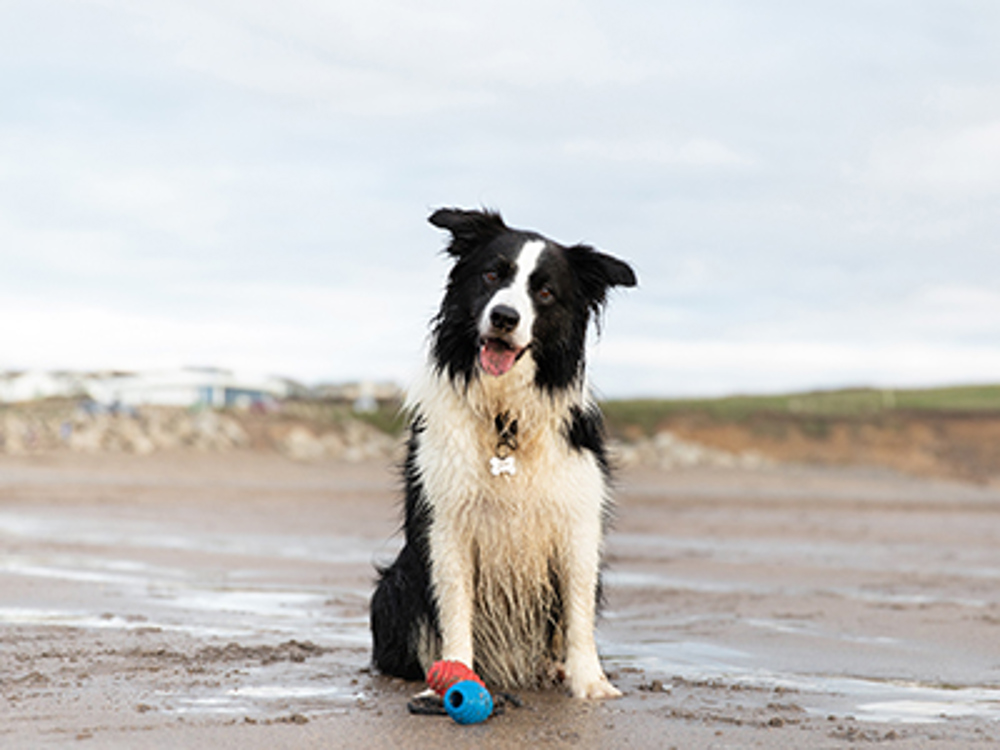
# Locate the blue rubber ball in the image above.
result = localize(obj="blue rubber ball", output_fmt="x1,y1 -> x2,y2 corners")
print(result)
444,680 -> 493,725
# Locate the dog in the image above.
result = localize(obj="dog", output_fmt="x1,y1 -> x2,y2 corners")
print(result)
370,207 -> 636,699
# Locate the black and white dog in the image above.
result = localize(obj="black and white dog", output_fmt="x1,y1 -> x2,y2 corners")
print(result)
370,208 -> 636,699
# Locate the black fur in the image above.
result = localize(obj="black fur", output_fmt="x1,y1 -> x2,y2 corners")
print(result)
428,207 -> 636,391
369,421 -> 436,680
370,208 -> 636,684
565,404 -> 611,478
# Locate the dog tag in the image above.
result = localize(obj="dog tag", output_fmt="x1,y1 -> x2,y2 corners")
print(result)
490,456 -> 517,477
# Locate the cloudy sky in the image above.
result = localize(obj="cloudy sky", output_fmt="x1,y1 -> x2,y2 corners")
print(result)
3,1 -> 999,397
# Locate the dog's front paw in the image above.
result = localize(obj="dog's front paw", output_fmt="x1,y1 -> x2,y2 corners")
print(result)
569,671 -> 622,700
573,674 -> 622,700
566,650 -> 621,699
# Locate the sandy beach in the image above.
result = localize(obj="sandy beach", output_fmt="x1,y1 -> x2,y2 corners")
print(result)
2,452 -> 1000,748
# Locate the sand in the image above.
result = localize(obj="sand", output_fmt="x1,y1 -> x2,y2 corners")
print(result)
2,452 -> 999,748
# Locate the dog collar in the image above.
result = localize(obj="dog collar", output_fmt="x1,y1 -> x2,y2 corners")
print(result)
491,412 -> 518,477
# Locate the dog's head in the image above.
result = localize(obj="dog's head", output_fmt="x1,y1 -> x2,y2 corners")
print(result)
428,207 -> 637,391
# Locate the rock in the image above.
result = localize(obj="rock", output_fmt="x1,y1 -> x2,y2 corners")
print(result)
1,414 -> 28,455
340,421 -> 396,462
612,430 -> 771,471
119,419 -> 156,455
320,431 -> 347,458
280,426 -> 326,462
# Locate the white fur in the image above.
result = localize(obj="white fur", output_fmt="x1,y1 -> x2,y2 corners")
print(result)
406,354 -> 620,699
480,239 -> 546,350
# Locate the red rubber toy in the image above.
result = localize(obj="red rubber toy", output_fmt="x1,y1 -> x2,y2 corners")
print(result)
427,660 -> 485,696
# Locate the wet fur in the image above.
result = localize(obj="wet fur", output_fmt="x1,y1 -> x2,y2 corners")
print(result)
370,208 -> 636,698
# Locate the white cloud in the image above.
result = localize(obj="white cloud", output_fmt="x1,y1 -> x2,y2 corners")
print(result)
564,136 -> 756,168
0,119 -> 234,254
87,0 -> 651,116
592,337 -> 1000,397
860,120 -> 1000,195
597,338 -> 1000,374
589,280 -> 1000,396
0,291 -> 426,383
744,283 -> 1000,344
80,169 -> 231,241
1,220 -> 128,277
907,284 -> 1000,337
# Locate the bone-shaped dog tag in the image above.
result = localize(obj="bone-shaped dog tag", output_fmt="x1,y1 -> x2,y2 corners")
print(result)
490,456 -> 517,477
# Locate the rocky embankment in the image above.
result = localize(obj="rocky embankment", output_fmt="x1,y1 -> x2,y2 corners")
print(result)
613,431 -> 770,471
0,399 -> 766,470
0,401 -> 397,463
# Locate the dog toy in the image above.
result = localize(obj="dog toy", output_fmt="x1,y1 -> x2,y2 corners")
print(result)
426,660 -> 485,696
444,680 -> 494,725
424,660 -> 493,725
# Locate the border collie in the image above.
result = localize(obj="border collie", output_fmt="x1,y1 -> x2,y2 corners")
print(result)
370,208 -> 636,699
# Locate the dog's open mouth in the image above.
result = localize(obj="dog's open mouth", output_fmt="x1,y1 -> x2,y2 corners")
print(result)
479,338 -> 526,377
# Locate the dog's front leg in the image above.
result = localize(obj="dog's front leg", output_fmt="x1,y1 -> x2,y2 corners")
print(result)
562,518 -> 621,699
429,526 -> 475,670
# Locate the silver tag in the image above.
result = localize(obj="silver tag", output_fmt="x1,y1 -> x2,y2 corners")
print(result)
490,455 -> 517,477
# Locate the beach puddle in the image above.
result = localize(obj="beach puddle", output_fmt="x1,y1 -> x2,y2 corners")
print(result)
161,684 -> 367,718
602,635 -> 1000,724
856,694 -> 1000,723
0,510 -> 385,565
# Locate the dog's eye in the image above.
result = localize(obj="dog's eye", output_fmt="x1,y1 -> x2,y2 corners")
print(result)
537,286 -> 555,304
483,270 -> 499,285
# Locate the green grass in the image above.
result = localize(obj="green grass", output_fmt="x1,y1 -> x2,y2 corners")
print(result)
601,384 -> 1000,437
886,384 -> 1000,412
353,403 -> 408,436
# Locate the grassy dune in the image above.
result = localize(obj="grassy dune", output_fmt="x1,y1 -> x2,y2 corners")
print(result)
601,384 -> 1000,437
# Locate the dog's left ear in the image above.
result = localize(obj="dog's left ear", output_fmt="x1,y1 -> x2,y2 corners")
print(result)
429,207 -> 508,258
567,244 -> 638,315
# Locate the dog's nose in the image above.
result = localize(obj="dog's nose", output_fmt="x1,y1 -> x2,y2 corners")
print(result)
490,305 -> 520,333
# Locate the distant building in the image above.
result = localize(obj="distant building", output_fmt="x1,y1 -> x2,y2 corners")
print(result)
0,368 -> 399,411
0,371 -> 85,403
82,368 -> 294,409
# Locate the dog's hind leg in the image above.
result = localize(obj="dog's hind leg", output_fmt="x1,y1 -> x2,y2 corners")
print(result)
370,544 -> 438,680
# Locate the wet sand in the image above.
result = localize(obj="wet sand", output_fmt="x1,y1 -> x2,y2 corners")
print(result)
2,453 -> 999,748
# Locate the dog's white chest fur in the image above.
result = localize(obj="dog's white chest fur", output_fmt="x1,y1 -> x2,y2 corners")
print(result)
408,366 -> 607,688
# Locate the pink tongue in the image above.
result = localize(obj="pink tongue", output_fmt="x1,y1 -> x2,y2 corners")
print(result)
480,340 -> 518,376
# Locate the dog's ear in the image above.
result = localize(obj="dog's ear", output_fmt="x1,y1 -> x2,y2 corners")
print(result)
429,207 -> 508,258
567,244 -> 637,318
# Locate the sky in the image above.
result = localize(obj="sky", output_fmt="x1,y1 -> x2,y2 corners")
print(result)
2,0 -> 1000,397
